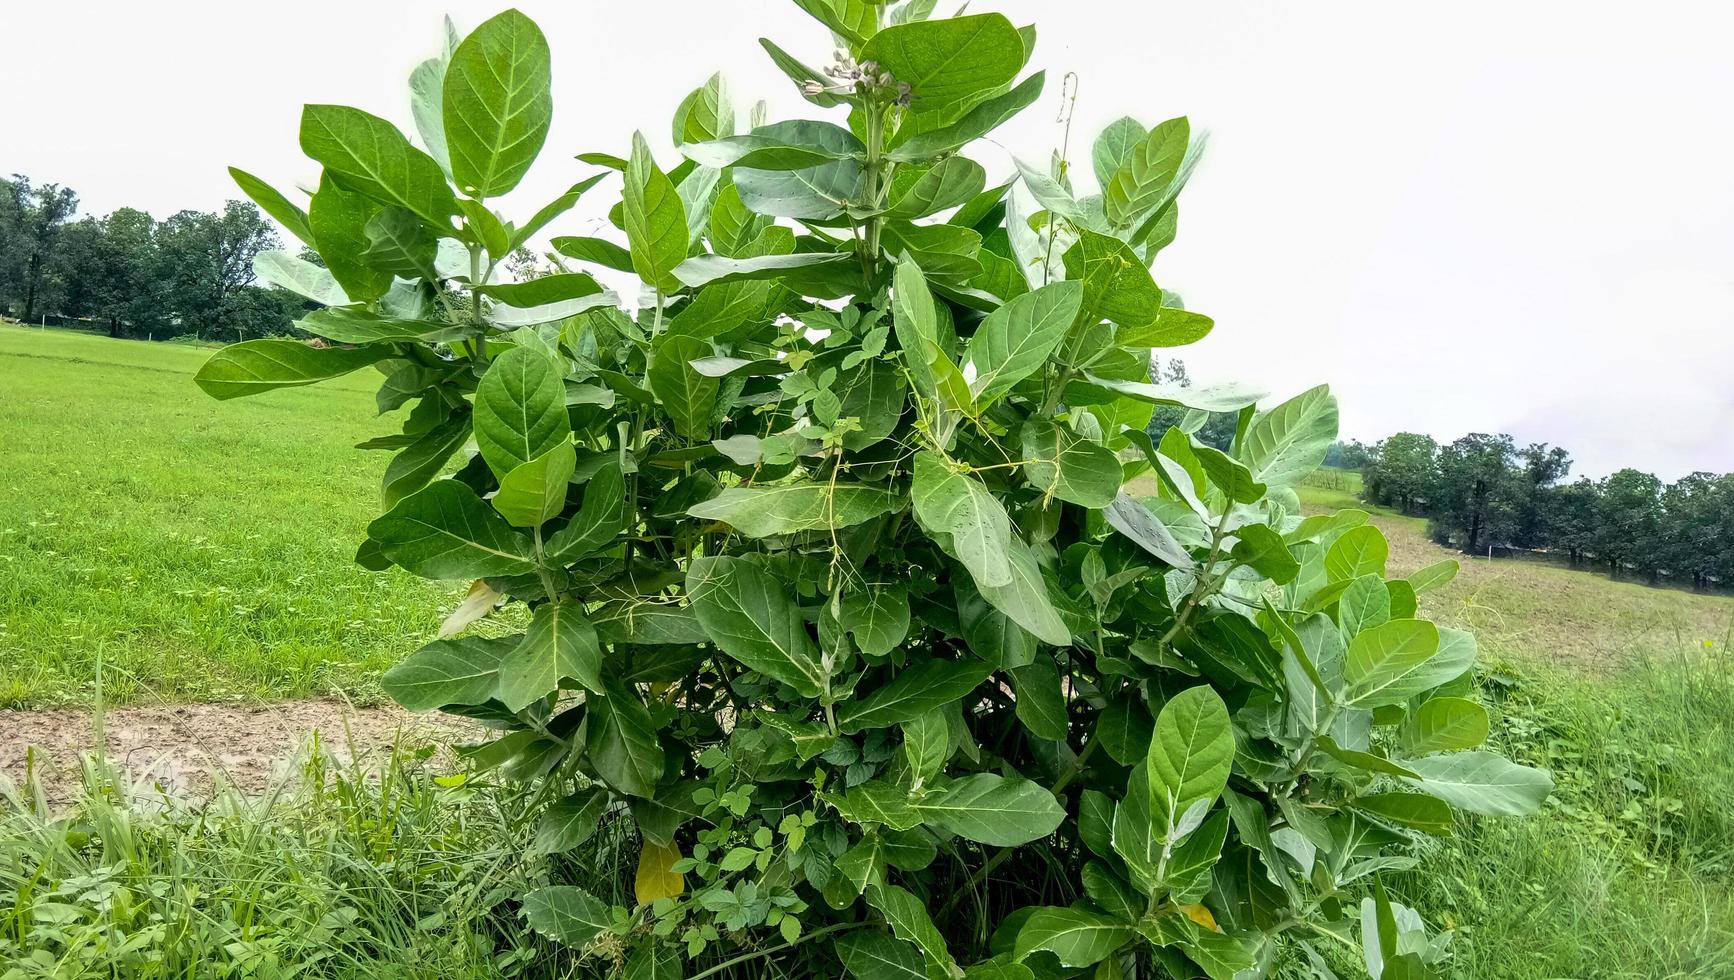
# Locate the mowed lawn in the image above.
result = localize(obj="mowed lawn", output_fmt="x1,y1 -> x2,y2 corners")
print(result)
0,325 -> 456,707
1294,473 -> 1734,673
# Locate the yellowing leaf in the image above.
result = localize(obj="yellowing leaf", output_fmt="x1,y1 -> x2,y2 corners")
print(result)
438,579 -> 503,637
635,840 -> 686,905
1180,903 -> 1219,932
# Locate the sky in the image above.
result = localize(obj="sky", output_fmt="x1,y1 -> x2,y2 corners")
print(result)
5,0 -> 1732,480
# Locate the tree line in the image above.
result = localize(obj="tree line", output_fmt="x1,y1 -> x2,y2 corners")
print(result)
0,174 -> 306,341
1344,432 -> 1733,589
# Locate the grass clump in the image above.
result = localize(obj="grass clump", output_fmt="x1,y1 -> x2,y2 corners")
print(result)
1390,650 -> 1734,978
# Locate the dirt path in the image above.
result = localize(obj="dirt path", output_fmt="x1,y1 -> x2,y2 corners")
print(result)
0,700 -> 463,804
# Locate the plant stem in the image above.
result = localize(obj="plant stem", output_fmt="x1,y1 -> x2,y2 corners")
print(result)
686,921 -> 862,979
860,103 -> 886,281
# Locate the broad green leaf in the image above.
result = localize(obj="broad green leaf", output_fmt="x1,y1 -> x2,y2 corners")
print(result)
1399,696 -> 1489,755
1229,524 -> 1300,584
1326,525 -> 1389,582
300,104 -> 457,227
476,273 -> 604,307
902,712 -> 950,787
1238,384 -> 1338,488
381,635 -> 513,710
382,412 -> 471,508
474,346 -> 570,478
1070,376 -> 1266,414
837,658 -> 990,732
229,167 -> 314,247
863,13 -> 1023,110
912,452 -> 1013,588
307,172 -> 392,303
1014,908 -> 1134,969
1353,792 -> 1454,836
364,206 -> 439,277
196,340 -> 389,400
1103,493 -> 1193,570
686,556 -> 826,696
1063,229 -> 1162,329
1163,807 -> 1229,901
758,38 -> 848,109
957,576 -> 1036,668
552,235 -> 635,273
682,123 -> 855,170
1118,305 -> 1214,348
492,441 -> 575,527
1019,420 -> 1121,508
888,71 -> 1046,161
408,21 -> 458,176
835,359 -> 907,451
867,884 -> 963,980
522,886 -> 611,947
1097,694 -> 1153,764
587,679 -> 666,797
1103,116 -> 1190,227
837,932 -> 926,980
673,251 -> 851,289
1147,686 -> 1234,842
673,71 -> 736,145
686,483 -> 901,537
533,788 -> 609,855
252,250 -> 348,306
791,0 -> 877,47
367,479 -> 537,579
1091,116 -> 1146,190
973,535 -> 1070,647
1337,573 -> 1393,637
882,156 -> 986,219
912,774 -> 1065,846
624,132 -> 687,291
544,462 -> 625,562
592,600 -> 707,646
646,334 -> 720,439
1010,657 -> 1068,740
838,583 -> 912,657
964,280 -> 1084,405
1402,751 -> 1553,817
296,308 -> 471,345
733,120 -> 864,220
1407,559 -> 1459,594
1342,619 -> 1440,707
1190,443 -> 1264,503
892,259 -> 943,400
1082,861 -> 1144,923
443,9 -> 551,197
496,600 -> 602,710
880,220 -> 983,283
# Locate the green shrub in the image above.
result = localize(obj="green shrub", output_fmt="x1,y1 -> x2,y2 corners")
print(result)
199,3 -> 1549,976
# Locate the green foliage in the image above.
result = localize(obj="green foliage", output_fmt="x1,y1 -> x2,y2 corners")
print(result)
197,5 -> 1548,977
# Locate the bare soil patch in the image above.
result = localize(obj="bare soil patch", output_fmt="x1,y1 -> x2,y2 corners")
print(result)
0,699 -> 462,804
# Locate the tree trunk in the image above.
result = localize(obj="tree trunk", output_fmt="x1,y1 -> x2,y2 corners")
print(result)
22,250 -> 41,323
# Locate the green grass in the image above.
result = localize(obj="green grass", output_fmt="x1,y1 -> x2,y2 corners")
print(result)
0,325 -> 457,707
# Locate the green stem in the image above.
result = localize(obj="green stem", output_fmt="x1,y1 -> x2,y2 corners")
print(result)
686,921 -> 862,980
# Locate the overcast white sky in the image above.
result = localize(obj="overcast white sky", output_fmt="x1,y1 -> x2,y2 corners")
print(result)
6,1 -> 1732,479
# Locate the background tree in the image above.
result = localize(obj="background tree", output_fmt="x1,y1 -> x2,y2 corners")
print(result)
1542,477 -> 1601,567
1363,431 -> 1438,514
1431,433 -> 1523,552
0,176 -> 81,322
1596,468 -> 1664,580
1324,438 -> 1372,469
1659,472 -> 1727,590
1513,442 -> 1572,548
154,201 -> 282,340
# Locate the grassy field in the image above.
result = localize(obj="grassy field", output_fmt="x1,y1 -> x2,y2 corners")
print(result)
0,325 -> 456,707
